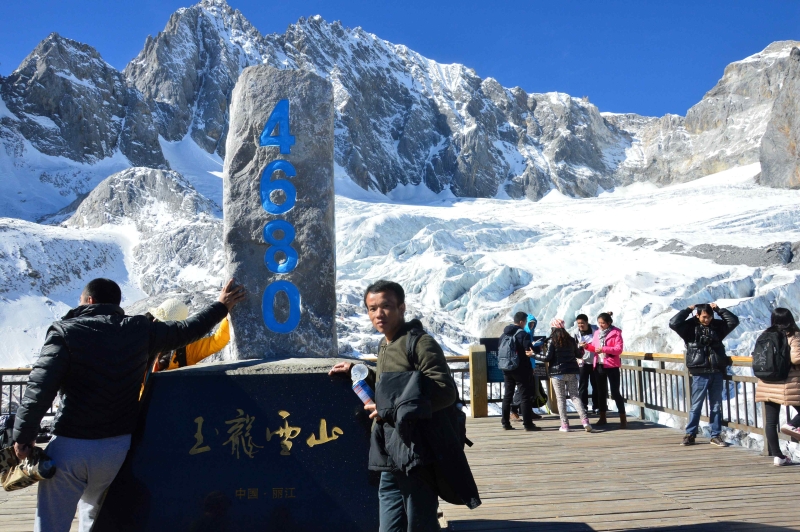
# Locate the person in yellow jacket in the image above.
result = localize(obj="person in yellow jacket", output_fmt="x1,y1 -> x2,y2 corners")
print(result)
148,298 -> 230,372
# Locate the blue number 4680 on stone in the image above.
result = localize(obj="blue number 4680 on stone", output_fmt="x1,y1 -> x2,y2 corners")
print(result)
259,99 -> 301,333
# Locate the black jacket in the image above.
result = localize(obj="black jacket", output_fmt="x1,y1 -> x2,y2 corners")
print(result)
534,337 -> 581,375
502,324 -> 533,372
669,307 -> 740,375
14,302 -> 228,443
369,371 -> 481,510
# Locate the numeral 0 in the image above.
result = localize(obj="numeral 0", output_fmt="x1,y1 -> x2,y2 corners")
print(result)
262,280 -> 301,334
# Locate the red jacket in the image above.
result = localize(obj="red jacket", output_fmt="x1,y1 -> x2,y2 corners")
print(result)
585,326 -> 624,369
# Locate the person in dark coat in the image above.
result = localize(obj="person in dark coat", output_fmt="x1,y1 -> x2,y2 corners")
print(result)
329,280 -> 479,532
500,312 -> 541,431
669,303 -> 739,447
13,278 -> 245,532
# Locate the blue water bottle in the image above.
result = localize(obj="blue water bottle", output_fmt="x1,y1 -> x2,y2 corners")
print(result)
350,363 -> 375,405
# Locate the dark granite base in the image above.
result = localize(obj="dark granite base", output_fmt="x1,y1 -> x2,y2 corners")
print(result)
95,360 -> 378,531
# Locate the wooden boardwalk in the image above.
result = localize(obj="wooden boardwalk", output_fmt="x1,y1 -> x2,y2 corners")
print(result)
441,415 -> 800,531
0,415 -> 797,531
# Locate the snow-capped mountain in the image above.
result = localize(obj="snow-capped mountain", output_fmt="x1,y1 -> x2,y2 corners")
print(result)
2,0 -> 799,224
1,0 -> 800,372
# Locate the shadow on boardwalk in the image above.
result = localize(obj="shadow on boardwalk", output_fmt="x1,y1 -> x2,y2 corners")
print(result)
445,521 -> 797,531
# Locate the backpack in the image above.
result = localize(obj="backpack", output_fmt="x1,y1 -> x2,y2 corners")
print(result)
406,326 -> 473,448
752,331 -> 791,382
0,415 -> 13,449
497,330 -> 524,371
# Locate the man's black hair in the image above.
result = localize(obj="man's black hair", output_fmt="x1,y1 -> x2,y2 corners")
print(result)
363,280 -> 405,307
575,314 -> 589,322
82,278 -> 122,305
695,304 -> 714,317
513,311 -> 528,324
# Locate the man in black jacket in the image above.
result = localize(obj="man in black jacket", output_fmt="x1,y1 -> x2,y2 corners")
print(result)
500,312 -> 540,431
14,278 -> 245,532
669,303 -> 739,447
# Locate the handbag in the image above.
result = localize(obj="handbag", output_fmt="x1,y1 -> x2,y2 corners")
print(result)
0,446 -> 56,491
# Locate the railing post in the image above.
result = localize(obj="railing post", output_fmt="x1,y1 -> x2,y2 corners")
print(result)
468,344 -> 488,418
635,359 -> 645,420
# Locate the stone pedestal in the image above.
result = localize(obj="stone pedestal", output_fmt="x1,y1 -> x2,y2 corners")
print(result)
223,66 -> 337,359
95,359 -> 378,532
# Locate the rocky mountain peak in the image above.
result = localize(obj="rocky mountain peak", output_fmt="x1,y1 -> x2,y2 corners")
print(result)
0,32 -> 165,169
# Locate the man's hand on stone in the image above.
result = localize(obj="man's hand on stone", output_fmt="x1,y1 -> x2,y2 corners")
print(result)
328,362 -> 354,376
14,441 -> 33,461
218,279 -> 246,311
364,402 -> 381,421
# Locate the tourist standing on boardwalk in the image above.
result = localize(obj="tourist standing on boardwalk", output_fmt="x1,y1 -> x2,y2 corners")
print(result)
754,308 -> 800,465
574,314 -> 600,414
13,278 -> 244,532
669,303 -> 739,447
498,312 -> 541,431
328,280 -> 480,531
532,319 -> 592,432
511,314 -> 543,422
583,312 -> 626,428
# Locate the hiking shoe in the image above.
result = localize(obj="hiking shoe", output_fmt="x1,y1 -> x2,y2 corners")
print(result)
502,424 -> 515,430
709,436 -> 729,447
780,424 -> 800,441
524,424 -> 541,432
774,456 -> 796,466
510,412 -> 521,422
682,434 -> 696,446
559,424 -> 570,432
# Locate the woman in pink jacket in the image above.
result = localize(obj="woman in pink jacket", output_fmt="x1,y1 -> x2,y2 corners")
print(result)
582,312 -> 627,428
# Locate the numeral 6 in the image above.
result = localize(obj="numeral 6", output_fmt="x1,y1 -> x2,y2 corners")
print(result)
260,160 -> 296,215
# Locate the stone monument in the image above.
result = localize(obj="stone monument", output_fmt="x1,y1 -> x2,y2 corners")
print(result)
224,65 -> 337,359
94,67 -> 378,531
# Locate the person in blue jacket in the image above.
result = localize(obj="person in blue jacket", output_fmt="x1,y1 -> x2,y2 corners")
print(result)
510,314 -> 543,422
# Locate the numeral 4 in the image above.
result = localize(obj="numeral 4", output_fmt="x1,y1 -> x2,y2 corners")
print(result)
259,99 -> 295,154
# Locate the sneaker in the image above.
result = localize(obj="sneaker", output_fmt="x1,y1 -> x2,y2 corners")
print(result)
510,412 -> 521,422
524,424 -> 541,432
582,419 -> 593,433
502,424 -> 515,430
774,456 -> 796,466
682,434 -> 696,446
559,424 -> 570,432
709,436 -> 729,447
780,424 -> 800,440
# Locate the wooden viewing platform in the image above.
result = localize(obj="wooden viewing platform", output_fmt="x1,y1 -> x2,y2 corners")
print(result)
1,415 -> 797,531
440,415 -> 800,531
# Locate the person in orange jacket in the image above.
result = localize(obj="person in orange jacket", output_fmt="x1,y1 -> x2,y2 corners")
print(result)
148,298 -> 230,372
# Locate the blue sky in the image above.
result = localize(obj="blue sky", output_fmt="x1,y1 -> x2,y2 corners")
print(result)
1,0 -> 797,117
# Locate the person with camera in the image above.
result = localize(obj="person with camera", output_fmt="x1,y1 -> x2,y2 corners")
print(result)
669,303 -> 739,447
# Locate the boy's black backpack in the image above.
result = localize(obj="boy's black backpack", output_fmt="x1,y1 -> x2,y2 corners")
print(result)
752,331 -> 791,382
497,329 -> 523,371
406,325 -> 473,448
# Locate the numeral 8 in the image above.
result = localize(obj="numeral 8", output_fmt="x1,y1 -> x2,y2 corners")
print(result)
263,220 -> 298,274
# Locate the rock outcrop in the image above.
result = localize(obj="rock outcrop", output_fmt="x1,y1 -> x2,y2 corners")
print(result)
1,33 -> 165,168
760,47 -> 800,188
65,167 -> 224,295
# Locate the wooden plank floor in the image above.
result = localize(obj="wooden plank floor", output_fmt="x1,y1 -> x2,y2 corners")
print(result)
0,415 -> 796,531
442,414 -> 800,531
0,484 -> 77,531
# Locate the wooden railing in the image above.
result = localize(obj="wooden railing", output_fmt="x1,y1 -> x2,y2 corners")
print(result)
0,368 -> 55,416
462,346 -> 792,446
